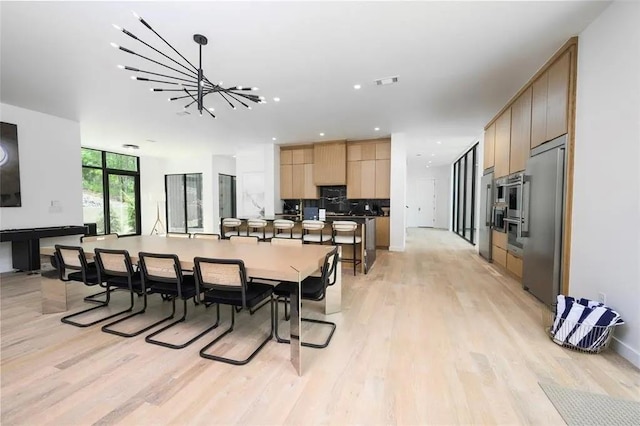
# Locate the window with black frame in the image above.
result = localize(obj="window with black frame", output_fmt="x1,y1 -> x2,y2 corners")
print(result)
451,143 -> 478,244
165,173 -> 203,233
81,148 -> 141,236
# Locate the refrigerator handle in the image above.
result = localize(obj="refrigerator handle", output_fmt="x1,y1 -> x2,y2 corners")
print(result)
520,175 -> 530,237
553,148 -> 566,293
486,184 -> 492,226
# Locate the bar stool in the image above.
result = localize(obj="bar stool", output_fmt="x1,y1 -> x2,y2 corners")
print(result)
332,220 -> 362,275
273,219 -> 301,239
247,218 -> 273,241
302,220 -> 331,244
221,218 -> 242,239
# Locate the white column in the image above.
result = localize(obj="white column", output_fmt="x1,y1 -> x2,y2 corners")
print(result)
390,133 -> 407,251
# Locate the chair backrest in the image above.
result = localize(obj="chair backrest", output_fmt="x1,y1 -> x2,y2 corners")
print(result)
94,248 -> 135,280
138,252 -> 183,282
166,232 -> 191,238
192,233 -> 220,240
222,218 -> 242,227
332,220 -> 358,232
54,244 -> 91,282
302,220 -> 325,231
273,219 -> 294,230
193,258 -> 249,307
247,218 -> 267,229
81,233 -> 119,243
229,235 -> 259,244
321,247 -> 340,288
270,238 -> 302,247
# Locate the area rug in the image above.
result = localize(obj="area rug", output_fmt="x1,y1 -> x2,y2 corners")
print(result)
539,382 -> 640,425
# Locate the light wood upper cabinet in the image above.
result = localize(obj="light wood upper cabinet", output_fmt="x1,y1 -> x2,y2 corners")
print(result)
546,50 -> 570,142
292,164 -> 304,198
494,108 -> 512,178
531,51 -> 570,149
375,159 -> 390,198
347,160 -> 362,199
375,216 -> 390,248
510,87 -> 532,173
361,144 -> 376,161
314,142 -> 346,185
280,164 -> 293,199
360,160 -> 376,198
375,142 -> 391,160
280,150 -> 293,165
347,144 -> 362,161
291,149 -> 305,164
302,163 -> 318,199
483,123 -> 495,170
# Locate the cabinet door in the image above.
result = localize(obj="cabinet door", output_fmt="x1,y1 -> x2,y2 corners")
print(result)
302,164 -> 317,199
546,51 -> 570,141
292,149 -> 305,165
314,142 -> 346,185
347,144 -> 362,161
292,164 -> 304,198
483,123 -> 495,170
281,150 -> 293,165
506,252 -> 523,278
493,245 -> 507,268
375,159 -> 390,198
494,109 -> 511,178
303,148 -> 314,164
347,161 -> 361,199
510,87 -> 532,173
361,143 -> 376,161
375,141 -> 391,160
531,73 -> 548,149
360,160 -> 376,198
375,216 -> 390,247
280,164 -> 293,199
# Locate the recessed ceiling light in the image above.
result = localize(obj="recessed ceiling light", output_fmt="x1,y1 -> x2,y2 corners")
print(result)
354,84 -> 361,90
426,165 -> 430,168
428,160 -> 432,164
272,137 -> 277,141
232,155 -> 236,158
374,127 -> 380,131
122,144 -> 139,150
436,141 -> 442,144
319,132 -> 325,136
416,154 -> 422,157
273,97 -> 280,102
431,153 -> 435,157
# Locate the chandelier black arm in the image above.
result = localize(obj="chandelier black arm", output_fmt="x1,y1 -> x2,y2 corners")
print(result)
169,94 -> 195,101
134,77 -> 199,88
182,89 -> 216,118
222,91 -> 251,109
114,25 -> 198,77
218,91 -> 237,109
226,91 -> 262,103
134,13 -> 199,74
114,45 -> 197,80
122,66 -> 200,85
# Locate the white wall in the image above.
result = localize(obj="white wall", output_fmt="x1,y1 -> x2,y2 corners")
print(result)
0,103 -> 83,272
390,133 -> 407,251
571,0 -> 640,367
406,164 -> 451,229
211,155 -> 236,230
235,144 -> 276,218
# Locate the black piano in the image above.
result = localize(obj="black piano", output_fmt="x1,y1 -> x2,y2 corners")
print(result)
0,226 -> 87,271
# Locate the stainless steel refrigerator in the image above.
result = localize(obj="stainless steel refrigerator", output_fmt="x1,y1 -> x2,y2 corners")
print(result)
478,170 -> 494,261
522,135 -> 567,306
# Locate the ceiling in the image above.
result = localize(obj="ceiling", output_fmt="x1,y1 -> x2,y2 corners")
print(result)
0,1 -> 609,167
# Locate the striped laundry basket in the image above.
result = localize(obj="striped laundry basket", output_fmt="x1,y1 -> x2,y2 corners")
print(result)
546,295 -> 624,353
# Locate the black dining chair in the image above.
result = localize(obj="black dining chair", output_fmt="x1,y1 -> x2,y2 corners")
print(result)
194,257 -> 274,365
55,245 -> 132,327
272,246 -> 338,348
138,252 -> 219,350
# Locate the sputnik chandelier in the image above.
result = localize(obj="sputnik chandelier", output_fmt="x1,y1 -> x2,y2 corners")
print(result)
111,11 -> 265,118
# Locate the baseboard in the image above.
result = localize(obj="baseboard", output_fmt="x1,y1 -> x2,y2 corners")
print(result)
611,337 -> 640,369
388,246 -> 405,252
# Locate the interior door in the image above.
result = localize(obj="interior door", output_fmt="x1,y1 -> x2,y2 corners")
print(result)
407,178 -> 436,227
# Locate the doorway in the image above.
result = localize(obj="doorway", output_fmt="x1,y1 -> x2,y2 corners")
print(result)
219,174 -> 236,219
407,178 -> 436,227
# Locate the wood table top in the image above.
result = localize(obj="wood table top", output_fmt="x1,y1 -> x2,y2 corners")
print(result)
41,235 -> 334,282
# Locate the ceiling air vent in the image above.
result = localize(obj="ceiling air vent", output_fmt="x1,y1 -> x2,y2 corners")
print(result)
374,76 -> 399,86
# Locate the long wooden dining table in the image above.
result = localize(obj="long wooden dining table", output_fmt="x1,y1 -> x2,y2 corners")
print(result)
40,235 -> 342,375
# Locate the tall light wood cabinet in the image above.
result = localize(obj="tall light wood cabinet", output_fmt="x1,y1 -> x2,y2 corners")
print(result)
375,159 -> 390,198
509,87 -> 532,173
494,109 -> 512,178
347,160 -> 361,199
280,146 -> 317,199
314,142 -> 346,185
346,140 -> 391,199
483,123 -> 495,170
360,160 -> 376,198
280,164 -> 293,199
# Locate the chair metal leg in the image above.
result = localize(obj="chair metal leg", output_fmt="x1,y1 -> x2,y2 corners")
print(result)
101,292 -> 175,338
61,287 -> 134,328
145,300 -> 220,350
249,297 -> 270,315
83,288 -> 108,304
274,296 -> 336,348
200,302 -> 273,365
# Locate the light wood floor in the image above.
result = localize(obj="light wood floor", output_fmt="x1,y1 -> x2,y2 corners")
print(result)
1,228 -> 638,425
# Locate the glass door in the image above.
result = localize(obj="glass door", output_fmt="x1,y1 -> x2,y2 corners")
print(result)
219,174 -> 236,219
107,173 -> 139,236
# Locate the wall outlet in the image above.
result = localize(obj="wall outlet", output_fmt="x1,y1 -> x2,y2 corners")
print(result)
598,292 -> 606,304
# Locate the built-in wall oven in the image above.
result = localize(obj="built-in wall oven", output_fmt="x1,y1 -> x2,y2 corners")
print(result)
500,172 -> 529,256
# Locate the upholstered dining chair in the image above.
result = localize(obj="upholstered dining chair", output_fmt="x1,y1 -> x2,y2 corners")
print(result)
302,220 -> 332,244
194,257 -> 274,365
273,219 -> 301,239
272,246 -> 338,349
55,245 -> 132,327
221,218 -> 242,239
247,218 -> 273,241
332,220 -> 362,275
137,252 -> 218,349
